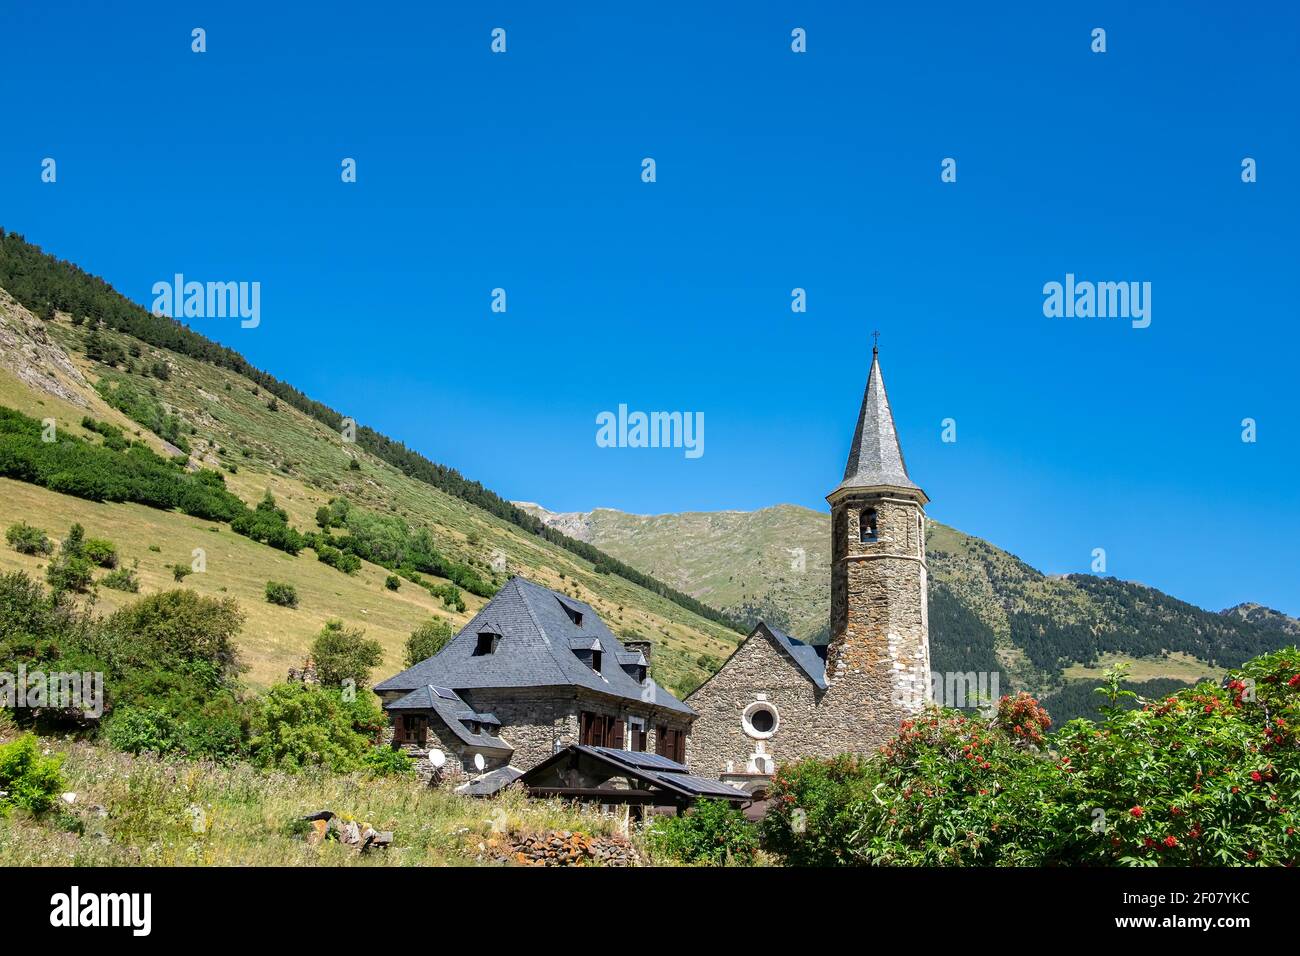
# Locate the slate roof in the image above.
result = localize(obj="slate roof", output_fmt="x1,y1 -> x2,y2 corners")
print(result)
763,623 -> 828,690
522,745 -> 750,802
456,765 -> 524,798
387,684 -> 513,753
829,346 -> 926,501
374,576 -> 693,715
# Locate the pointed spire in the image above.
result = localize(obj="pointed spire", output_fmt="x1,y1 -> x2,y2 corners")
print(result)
828,342 -> 926,502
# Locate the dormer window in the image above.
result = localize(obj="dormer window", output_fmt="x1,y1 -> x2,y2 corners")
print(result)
473,632 -> 500,656
860,508 -> 878,543
592,649 -> 602,673
558,599 -> 583,627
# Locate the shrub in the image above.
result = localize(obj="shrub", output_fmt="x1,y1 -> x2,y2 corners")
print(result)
265,581 -> 298,608
168,563 -> 193,582
1052,653 -> 1300,866
360,745 -> 417,778
45,525 -> 95,594
83,537 -> 119,569
103,672 -> 247,762
5,521 -> 52,556
404,617 -> 454,666
761,753 -> 878,866
0,734 -> 66,816
310,619 -> 383,689
100,561 -> 140,593
248,683 -> 370,773
384,574 -> 401,591
230,492 -> 305,555
102,590 -> 245,683
102,705 -> 177,756
646,798 -> 759,865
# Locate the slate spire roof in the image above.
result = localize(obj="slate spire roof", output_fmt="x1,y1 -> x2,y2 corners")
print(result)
828,344 -> 926,501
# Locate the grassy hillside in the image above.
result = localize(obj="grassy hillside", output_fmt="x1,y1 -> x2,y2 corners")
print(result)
520,502 -> 1298,717
0,266 -> 738,698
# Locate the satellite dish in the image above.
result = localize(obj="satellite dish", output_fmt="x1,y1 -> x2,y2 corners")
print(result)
473,753 -> 486,772
428,749 -> 446,769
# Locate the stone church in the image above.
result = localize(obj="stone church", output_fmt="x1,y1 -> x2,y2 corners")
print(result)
686,345 -> 932,790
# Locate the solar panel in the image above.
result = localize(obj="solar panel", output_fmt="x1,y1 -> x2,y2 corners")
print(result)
672,775 -> 751,798
431,685 -> 459,701
590,747 -> 686,772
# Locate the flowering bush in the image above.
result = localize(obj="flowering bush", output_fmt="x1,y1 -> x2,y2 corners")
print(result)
995,692 -> 1051,748
761,647 -> 1300,866
760,754 -> 877,866
1054,648 -> 1300,865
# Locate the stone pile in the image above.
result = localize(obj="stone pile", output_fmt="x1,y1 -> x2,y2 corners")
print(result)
302,811 -> 393,853
482,829 -> 640,867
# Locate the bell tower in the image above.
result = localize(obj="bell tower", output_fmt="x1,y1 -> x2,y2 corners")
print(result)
823,340 -> 931,746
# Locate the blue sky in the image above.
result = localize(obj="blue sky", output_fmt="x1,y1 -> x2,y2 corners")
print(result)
2,2 -> 1297,616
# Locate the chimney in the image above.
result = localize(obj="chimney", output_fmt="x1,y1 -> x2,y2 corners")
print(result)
622,639 -> 653,669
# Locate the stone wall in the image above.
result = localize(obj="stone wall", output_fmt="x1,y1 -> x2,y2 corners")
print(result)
462,687 -> 693,771
685,627 -> 826,777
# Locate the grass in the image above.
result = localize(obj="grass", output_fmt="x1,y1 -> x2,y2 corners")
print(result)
0,737 -> 624,866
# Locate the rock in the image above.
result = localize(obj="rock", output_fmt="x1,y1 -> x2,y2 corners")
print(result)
307,819 -> 329,847
61,792 -> 77,804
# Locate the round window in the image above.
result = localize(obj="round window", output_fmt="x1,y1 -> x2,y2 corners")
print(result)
741,701 -> 779,739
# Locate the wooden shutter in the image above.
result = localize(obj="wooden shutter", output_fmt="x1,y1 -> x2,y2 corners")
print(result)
580,711 -> 592,746
655,725 -> 668,756
416,716 -> 427,748
611,718 -> 625,750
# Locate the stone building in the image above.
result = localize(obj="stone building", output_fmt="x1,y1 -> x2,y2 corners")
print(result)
373,576 -> 695,787
686,345 -> 932,791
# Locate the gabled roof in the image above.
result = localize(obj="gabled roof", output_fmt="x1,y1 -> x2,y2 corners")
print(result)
686,621 -> 828,704
762,623 -> 828,690
829,346 -> 926,502
374,576 -> 693,715
520,745 -> 750,802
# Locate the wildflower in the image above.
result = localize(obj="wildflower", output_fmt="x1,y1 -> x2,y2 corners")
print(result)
1163,836 -> 1178,848
1130,806 -> 1143,818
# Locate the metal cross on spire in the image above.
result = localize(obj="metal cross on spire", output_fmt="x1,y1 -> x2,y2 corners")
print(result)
872,330 -> 880,354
